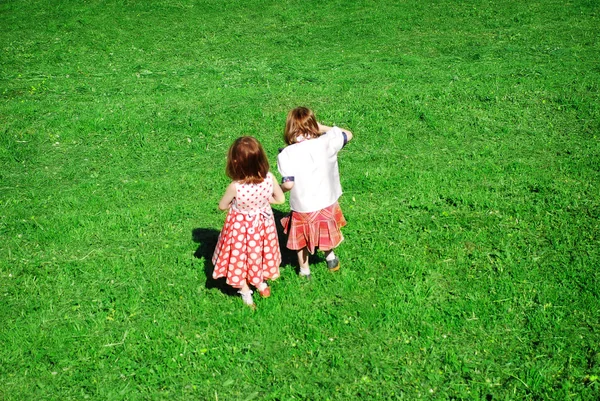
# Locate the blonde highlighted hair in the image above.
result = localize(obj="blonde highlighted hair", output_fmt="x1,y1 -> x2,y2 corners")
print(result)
284,107 -> 321,145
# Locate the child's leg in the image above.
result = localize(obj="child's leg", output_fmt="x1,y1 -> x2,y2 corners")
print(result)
240,281 -> 251,293
324,249 -> 340,271
297,247 -> 311,277
238,281 -> 255,308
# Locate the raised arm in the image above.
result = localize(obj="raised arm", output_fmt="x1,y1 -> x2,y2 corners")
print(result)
317,123 -> 333,133
318,122 -> 353,142
341,127 -> 353,142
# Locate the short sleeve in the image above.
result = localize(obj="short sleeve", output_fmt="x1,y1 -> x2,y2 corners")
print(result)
321,126 -> 346,156
277,150 -> 294,178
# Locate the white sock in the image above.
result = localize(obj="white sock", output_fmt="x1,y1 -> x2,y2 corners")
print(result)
238,289 -> 254,305
257,282 -> 267,291
325,251 -> 336,261
299,267 -> 311,276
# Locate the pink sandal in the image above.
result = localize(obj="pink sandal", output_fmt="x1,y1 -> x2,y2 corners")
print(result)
258,286 -> 271,298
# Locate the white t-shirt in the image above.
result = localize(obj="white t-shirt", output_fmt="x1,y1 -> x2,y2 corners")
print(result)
277,126 -> 347,213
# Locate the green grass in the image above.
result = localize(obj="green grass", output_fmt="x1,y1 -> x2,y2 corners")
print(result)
1,0 -> 599,399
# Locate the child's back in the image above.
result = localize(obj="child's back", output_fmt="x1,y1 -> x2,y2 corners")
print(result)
233,175 -> 274,213
277,107 -> 352,278
277,127 -> 346,213
212,136 -> 285,309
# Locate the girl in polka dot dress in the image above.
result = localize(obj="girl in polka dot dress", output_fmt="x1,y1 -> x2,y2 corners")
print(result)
212,136 -> 285,309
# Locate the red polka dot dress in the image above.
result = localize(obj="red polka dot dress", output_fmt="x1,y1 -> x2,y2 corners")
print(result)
212,172 -> 281,288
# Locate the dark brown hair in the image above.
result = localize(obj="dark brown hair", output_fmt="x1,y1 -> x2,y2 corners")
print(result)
226,136 -> 270,184
284,107 -> 321,145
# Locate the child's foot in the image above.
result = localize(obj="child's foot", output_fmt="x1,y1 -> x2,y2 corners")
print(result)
257,283 -> 271,298
299,267 -> 312,280
326,257 -> 340,272
238,290 -> 256,310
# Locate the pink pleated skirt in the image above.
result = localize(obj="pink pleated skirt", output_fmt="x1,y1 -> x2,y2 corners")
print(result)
281,202 -> 346,254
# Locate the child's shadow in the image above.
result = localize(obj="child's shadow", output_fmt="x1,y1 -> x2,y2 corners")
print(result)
192,227 -> 238,295
272,208 -> 324,269
192,210 -> 323,292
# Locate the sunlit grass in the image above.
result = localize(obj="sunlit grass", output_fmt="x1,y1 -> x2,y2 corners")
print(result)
1,0 -> 599,399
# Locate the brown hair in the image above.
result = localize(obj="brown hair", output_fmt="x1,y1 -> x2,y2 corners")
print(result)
284,107 -> 321,145
225,136 -> 270,184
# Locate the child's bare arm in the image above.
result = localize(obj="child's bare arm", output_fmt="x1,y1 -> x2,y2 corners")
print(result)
270,175 -> 286,204
218,182 -> 237,210
280,181 -> 294,193
318,123 -> 353,142
317,123 -> 333,133
342,128 -> 353,142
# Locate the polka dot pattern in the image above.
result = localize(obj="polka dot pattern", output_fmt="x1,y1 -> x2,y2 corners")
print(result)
212,173 -> 281,288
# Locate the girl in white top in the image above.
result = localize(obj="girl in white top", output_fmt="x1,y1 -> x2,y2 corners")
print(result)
277,107 -> 353,278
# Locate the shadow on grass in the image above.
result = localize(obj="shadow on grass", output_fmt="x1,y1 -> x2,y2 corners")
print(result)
272,208 -> 324,270
191,227 -> 238,296
192,209 -> 323,293
272,208 -> 297,268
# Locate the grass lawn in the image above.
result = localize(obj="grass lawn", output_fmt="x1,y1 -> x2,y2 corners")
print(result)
1,0 -> 599,399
